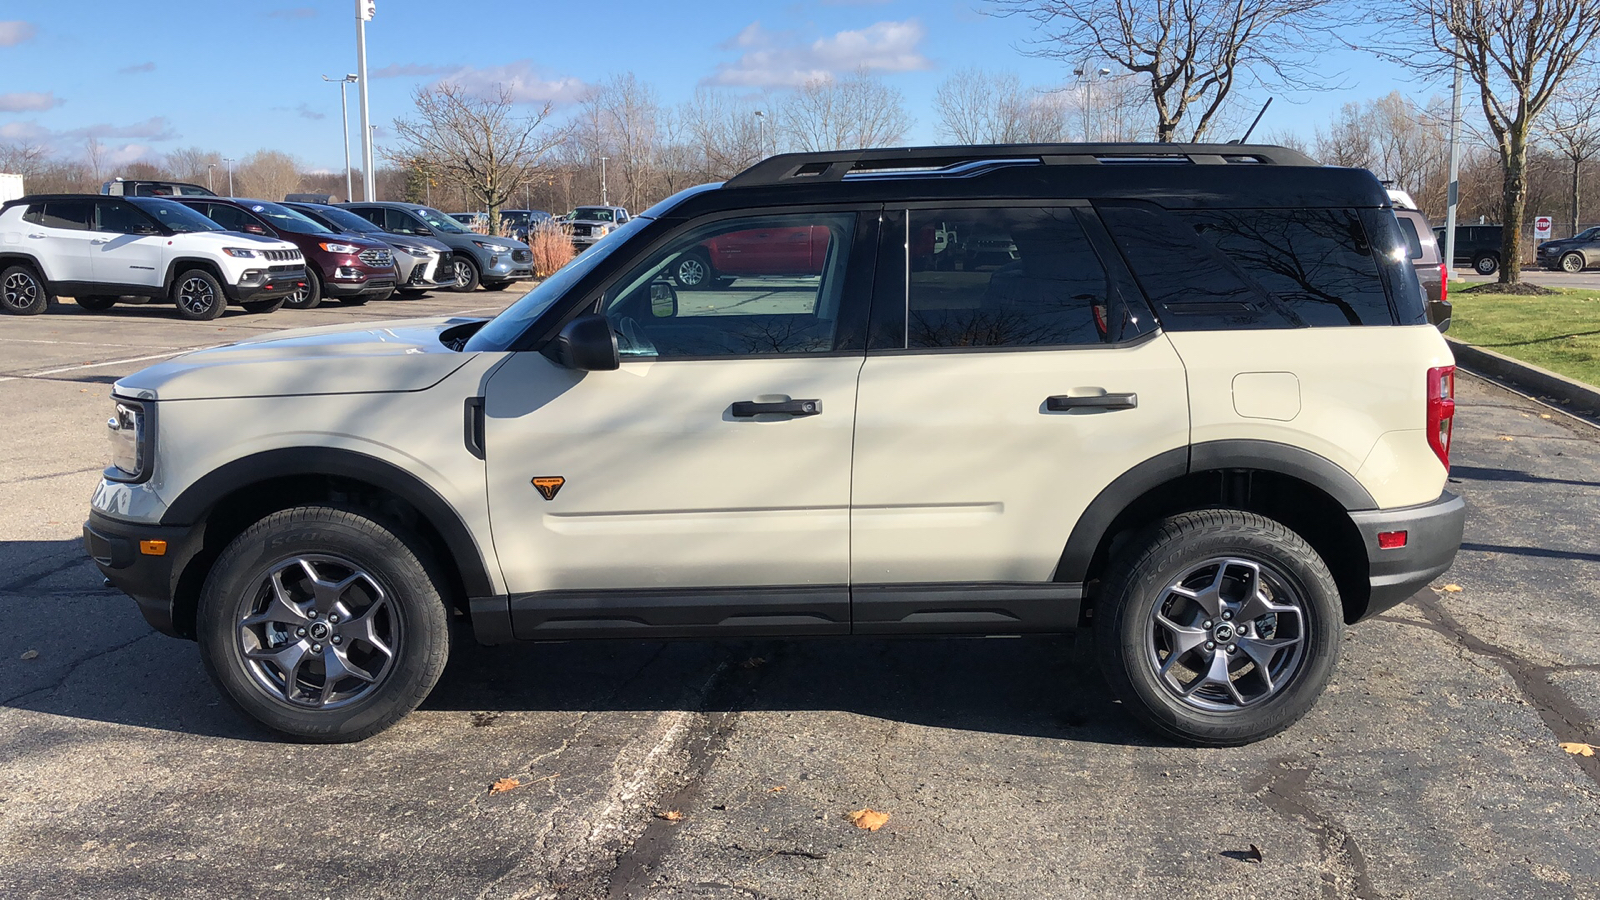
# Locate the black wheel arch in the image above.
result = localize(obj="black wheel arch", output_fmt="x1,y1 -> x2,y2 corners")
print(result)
1,252 -> 53,286
164,257 -> 228,292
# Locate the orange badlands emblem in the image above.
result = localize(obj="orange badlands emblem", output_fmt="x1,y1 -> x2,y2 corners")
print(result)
531,476 -> 565,501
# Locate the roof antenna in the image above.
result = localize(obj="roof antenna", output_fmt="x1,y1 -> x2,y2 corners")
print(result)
1235,97 -> 1273,144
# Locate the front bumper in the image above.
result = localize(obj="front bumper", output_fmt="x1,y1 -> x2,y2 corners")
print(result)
1349,490 -> 1466,618
322,270 -> 398,298
227,266 -> 307,302
83,509 -> 200,638
483,251 -> 533,282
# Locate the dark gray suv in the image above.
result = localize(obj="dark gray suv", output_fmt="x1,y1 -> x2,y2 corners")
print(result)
340,201 -> 533,292
1537,226 -> 1600,272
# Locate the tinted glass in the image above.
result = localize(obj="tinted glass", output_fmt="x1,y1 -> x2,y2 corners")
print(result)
198,203 -> 259,233
901,207 -> 1142,348
129,198 -> 222,233
574,207 -> 616,222
384,209 -> 428,235
242,201 -> 331,234
345,206 -> 384,226
297,204 -> 382,234
40,200 -> 93,230
409,206 -> 468,233
95,200 -> 158,234
602,213 -> 856,358
1395,216 -> 1423,259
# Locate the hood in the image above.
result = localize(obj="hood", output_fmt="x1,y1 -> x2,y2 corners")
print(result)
192,231 -> 299,252
114,316 -> 485,401
472,234 -> 527,250
374,234 -> 453,254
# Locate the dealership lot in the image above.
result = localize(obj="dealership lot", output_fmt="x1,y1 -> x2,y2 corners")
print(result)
2,296 -> 1599,898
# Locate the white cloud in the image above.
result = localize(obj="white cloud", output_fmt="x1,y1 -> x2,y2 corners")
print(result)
0,91 -> 58,112
0,21 -> 36,47
705,19 -> 931,87
371,63 -> 455,79
118,62 -> 156,75
438,61 -> 587,105
0,117 -> 177,153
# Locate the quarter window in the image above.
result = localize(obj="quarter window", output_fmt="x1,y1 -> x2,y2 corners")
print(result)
36,200 -> 93,231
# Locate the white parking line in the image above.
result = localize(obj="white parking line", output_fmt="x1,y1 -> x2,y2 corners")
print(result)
0,347 -> 216,384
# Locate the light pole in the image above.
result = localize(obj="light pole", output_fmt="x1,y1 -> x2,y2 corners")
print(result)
599,156 -> 608,205
1444,40 -> 1463,284
754,110 -> 765,157
323,74 -> 358,201
222,157 -> 234,195
206,163 -> 216,192
1072,65 -> 1112,142
355,0 -> 376,202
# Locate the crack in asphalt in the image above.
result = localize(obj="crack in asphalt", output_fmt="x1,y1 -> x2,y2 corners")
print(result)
1375,598 -> 1600,788
1251,759 -> 1381,900
2,466 -> 103,486
1,630 -> 159,707
1,555 -> 92,595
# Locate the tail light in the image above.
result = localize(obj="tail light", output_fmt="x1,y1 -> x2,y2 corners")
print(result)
1438,263 -> 1448,306
1426,365 -> 1456,470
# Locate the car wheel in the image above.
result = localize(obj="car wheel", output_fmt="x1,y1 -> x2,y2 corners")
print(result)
284,269 -> 323,310
1095,509 -> 1342,746
450,257 -> 481,293
196,505 -> 451,743
76,295 -> 119,312
673,250 -> 714,289
1472,254 -> 1499,276
1,264 -> 51,315
395,289 -> 427,300
1560,252 -> 1585,273
480,280 -> 511,291
337,296 -> 369,306
171,269 -> 227,321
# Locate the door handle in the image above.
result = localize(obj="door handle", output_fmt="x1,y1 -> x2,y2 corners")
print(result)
731,398 -> 821,417
1046,392 -> 1138,411
27,233 -> 44,239
90,239 -> 109,245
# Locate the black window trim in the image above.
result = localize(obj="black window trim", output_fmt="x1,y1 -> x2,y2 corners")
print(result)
93,198 -> 167,236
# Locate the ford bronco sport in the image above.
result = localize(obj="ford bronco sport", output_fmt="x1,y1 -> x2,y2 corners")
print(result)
83,144 -> 1466,745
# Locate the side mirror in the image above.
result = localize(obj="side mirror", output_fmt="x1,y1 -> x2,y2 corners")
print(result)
242,223 -> 268,235
415,227 -> 433,236
544,313 -> 619,371
649,281 -> 678,318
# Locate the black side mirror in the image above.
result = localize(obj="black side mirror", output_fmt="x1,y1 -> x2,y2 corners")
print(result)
650,281 -> 678,318
544,313 -> 619,371
242,223 -> 268,235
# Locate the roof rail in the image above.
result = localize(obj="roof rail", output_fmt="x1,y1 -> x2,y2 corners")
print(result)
724,143 -> 1320,189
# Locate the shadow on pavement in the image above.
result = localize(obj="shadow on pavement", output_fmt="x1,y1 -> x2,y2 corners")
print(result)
1459,541 -> 1600,564
1451,464 -> 1600,489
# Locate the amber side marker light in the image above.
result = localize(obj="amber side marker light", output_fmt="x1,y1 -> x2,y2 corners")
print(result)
139,540 -> 168,556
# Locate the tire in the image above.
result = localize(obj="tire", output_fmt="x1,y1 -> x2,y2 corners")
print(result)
171,269 -> 227,321
241,297 -> 286,314
337,295 -> 369,306
1560,252 -> 1585,273
449,257 -> 480,293
672,250 -> 714,289
396,289 -> 427,300
480,280 -> 511,291
1094,509 -> 1343,747
1472,254 -> 1499,276
76,295 -> 119,312
283,268 -> 323,310
1,264 -> 51,315
196,505 -> 451,743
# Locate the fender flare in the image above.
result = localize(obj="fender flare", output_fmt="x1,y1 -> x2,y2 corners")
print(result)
161,446 -> 494,597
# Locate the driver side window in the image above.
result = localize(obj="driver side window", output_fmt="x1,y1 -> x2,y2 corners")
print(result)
601,212 -> 856,360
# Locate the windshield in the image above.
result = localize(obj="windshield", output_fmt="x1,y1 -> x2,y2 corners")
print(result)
572,207 -> 615,222
465,216 -> 650,352
411,206 -> 468,233
301,204 -> 383,234
128,198 -> 222,233
244,201 -> 332,234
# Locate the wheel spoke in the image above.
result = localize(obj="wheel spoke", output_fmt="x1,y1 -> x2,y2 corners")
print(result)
1180,649 -> 1243,705
246,640 -> 310,703
1236,635 -> 1300,692
1236,586 -> 1298,624
345,598 -> 394,659
240,571 -> 310,628
1155,613 -> 1208,656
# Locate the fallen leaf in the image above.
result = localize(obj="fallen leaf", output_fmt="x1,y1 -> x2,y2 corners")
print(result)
489,777 -> 521,794
20,649 -> 39,661
656,809 -> 685,822
847,808 -> 890,831
767,785 -> 786,793
1561,742 -> 1596,757
1498,436 -> 1515,442
1541,413 -> 1553,419
1442,584 -> 1464,593
1248,844 -> 1264,863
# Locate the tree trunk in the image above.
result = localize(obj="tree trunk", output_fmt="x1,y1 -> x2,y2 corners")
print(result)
1498,135 -> 1529,285
1575,157 -> 1583,235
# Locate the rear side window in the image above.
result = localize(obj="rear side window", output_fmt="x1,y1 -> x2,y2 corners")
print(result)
1396,216 -> 1424,259
36,200 -> 94,231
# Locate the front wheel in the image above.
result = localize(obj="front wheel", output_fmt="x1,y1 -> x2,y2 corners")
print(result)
1472,254 -> 1499,276
196,506 -> 451,743
449,257 -> 480,293
673,250 -> 714,289
171,269 -> 226,321
1560,252 -> 1585,273
1095,509 -> 1342,746
283,269 -> 323,310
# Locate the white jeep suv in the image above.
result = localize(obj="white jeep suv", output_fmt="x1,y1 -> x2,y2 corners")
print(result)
83,144 -> 1466,745
1,194 -> 305,320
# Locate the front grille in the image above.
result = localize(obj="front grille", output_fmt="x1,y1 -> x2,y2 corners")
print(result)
573,224 -> 592,237
263,248 -> 302,262
358,248 -> 393,267
512,248 -> 532,264
267,264 -> 300,273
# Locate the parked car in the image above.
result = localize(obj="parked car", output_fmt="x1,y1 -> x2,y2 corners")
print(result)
448,212 -> 483,228
85,143 -> 1464,746
1393,208 -> 1450,331
101,178 -> 216,198
499,208 -> 551,244
283,201 -> 455,297
340,201 -> 532,292
171,197 -> 398,309
1536,226 -> 1600,272
669,222 -> 831,288
562,205 -> 630,250
0,193 -> 303,320
1433,223 -> 1503,275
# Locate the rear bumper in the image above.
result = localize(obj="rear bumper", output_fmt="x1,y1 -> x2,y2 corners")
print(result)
82,510 -> 200,638
1349,490 -> 1466,619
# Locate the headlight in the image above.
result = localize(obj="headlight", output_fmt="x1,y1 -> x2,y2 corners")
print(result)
393,243 -> 427,255
106,399 -> 149,481
471,240 -> 502,251
319,242 -> 362,254
222,247 -> 258,258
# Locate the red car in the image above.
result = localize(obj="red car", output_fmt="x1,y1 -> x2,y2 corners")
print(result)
670,224 -> 831,288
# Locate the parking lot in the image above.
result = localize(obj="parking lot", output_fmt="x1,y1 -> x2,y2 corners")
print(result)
2,294 -> 1599,899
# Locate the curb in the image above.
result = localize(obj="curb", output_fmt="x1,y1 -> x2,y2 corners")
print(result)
1446,337 -> 1600,416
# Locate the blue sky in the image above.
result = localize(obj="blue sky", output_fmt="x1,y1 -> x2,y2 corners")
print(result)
0,1 -> 1438,172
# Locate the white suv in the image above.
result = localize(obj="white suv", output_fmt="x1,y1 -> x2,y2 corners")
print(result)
1,194 -> 305,320
82,144 -> 1466,745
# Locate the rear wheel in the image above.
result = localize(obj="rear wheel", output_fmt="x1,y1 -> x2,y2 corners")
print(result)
1095,509 -> 1342,746
673,250 -> 714,289
283,269 -> 323,309
1560,252 -> 1585,273
1,264 -> 51,315
1472,253 -> 1499,276
76,295 -> 119,312
171,269 -> 226,321
197,505 -> 451,743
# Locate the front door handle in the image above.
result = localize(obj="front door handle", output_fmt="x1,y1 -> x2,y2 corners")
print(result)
90,238 -> 110,245
1047,392 -> 1138,411
731,398 -> 820,417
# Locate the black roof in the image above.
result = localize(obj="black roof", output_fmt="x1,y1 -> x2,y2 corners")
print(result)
2,192 -> 200,211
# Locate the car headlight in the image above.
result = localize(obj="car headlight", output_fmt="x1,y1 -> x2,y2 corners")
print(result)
393,243 -> 427,255
106,399 -> 149,482
471,240 -> 503,251
319,242 -> 362,254
222,247 -> 258,258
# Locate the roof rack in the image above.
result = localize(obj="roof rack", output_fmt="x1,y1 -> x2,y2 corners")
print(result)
724,143 -> 1320,189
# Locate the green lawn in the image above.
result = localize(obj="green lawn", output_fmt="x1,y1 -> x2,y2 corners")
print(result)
1446,283 -> 1600,387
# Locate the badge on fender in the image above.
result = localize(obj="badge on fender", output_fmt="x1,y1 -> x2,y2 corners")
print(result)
531,476 -> 565,501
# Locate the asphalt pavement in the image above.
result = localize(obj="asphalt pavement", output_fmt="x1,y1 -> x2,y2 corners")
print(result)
1,295 -> 1598,899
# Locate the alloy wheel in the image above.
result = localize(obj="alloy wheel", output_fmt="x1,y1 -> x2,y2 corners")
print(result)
676,257 -> 706,287
455,260 -> 473,287
1562,253 -> 1584,273
177,276 -> 216,316
3,271 -> 39,311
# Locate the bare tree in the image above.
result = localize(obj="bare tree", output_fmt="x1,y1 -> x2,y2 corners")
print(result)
83,137 -> 106,185
678,88 -> 765,180
236,150 -> 301,200
990,0 -> 1333,142
0,141 -> 47,180
933,68 -> 1076,143
578,74 -> 663,212
1369,0 -> 1600,284
165,146 -> 223,189
388,83 -> 568,232
778,71 -> 912,152
1539,79 -> 1600,234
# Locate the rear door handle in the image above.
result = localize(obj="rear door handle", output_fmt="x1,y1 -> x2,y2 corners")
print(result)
731,399 -> 821,417
1046,393 -> 1138,411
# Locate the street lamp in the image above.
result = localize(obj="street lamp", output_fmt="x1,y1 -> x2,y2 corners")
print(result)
323,74 -> 359,201
355,0 -> 376,203
206,163 -> 217,192
1072,65 -> 1113,141
599,156 -> 608,205
754,110 -> 765,157
222,157 -> 235,196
